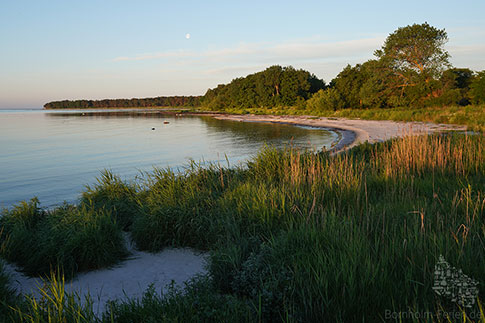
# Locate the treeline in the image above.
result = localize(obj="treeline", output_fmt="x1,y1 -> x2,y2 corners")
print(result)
202,23 -> 485,112
44,96 -> 202,109
201,65 -> 325,109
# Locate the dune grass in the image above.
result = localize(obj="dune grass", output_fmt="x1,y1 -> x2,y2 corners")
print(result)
81,170 -> 141,231
207,133 -> 484,321
9,272 -> 98,323
0,199 -> 127,278
0,132 -> 483,321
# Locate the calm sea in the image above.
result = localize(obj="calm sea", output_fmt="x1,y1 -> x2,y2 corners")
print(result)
0,109 -> 338,209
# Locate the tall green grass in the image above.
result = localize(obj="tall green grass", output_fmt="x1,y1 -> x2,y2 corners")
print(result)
131,162 -> 242,251
0,199 -> 127,278
126,132 -> 484,320
103,276 -> 256,322
10,272 -> 97,323
5,270 -> 482,322
81,170 -> 141,231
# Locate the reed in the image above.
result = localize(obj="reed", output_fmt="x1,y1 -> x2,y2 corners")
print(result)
9,271 -> 97,323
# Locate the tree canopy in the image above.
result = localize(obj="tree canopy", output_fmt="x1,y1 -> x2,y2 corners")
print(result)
201,65 -> 325,110
375,22 -> 450,78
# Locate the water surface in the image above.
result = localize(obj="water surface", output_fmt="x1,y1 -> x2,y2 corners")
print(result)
0,109 -> 338,208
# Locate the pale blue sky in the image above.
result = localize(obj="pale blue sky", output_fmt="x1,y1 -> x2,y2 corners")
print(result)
1,0 -> 484,108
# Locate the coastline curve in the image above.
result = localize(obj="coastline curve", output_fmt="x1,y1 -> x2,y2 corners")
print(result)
207,113 -> 467,154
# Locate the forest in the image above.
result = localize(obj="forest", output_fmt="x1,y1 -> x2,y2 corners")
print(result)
43,96 -> 201,109
201,65 -> 325,109
202,23 -> 485,112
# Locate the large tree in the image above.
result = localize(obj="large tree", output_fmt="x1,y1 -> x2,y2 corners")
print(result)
375,23 -> 451,104
375,22 -> 450,77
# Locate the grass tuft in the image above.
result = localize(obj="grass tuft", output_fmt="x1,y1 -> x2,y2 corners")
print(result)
0,199 -> 128,278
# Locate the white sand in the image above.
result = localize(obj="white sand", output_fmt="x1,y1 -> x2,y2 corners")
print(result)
4,236 -> 207,316
3,114 -> 466,317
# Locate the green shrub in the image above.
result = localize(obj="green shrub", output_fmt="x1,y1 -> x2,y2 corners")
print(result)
306,88 -> 344,111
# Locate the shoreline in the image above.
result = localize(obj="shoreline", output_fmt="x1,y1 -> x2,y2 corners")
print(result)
43,107 -> 469,152
205,113 -> 467,153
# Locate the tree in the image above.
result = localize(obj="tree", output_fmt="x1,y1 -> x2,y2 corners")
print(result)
375,23 -> 451,103
469,71 -> 485,104
306,88 -> 344,111
358,60 -> 395,108
434,68 -> 475,106
331,64 -> 367,108
376,22 -> 450,77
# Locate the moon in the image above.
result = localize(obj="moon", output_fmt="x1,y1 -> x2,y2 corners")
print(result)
185,33 -> 191,39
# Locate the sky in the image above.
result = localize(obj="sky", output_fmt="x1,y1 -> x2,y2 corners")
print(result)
1,0 -> 484,109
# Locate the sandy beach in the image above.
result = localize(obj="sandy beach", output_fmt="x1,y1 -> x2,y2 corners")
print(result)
210,114 -> 468,153
3,114 -> 467,316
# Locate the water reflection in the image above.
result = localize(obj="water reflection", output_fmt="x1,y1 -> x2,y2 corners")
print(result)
45,110 -> 336,151
1,110 -> 337,208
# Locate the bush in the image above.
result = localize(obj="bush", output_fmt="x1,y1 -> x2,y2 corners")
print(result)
469,70 -> 485,104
